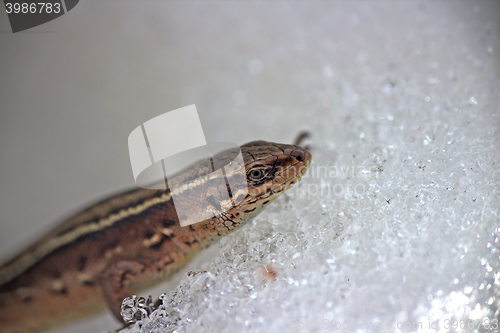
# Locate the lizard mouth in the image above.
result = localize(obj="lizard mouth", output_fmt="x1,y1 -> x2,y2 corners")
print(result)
283,146 -> 312,186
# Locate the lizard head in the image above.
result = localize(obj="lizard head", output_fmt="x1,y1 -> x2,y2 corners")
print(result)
241,140 -> 311,203
170,140 -> 311,229
207,140 -> 312,228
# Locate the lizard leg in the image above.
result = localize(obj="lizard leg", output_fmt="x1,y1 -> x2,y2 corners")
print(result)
99,260 -> 147,321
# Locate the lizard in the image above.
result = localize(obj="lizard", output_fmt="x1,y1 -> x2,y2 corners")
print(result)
0,139 -> 311,333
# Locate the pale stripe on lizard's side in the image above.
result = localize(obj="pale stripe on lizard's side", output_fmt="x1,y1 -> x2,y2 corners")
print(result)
0,192 -> 173,287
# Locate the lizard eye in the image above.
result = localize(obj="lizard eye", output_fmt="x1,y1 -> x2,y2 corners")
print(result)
247,165 -> 271,182
250,169 -> 263,179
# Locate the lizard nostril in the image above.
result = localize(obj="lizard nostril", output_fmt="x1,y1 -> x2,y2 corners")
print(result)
292,150 -> 305,162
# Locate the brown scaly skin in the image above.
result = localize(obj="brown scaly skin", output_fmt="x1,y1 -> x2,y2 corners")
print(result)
0,141 -> 311,333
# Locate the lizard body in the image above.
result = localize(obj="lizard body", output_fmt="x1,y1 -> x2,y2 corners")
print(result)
0,140 -> 311,333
